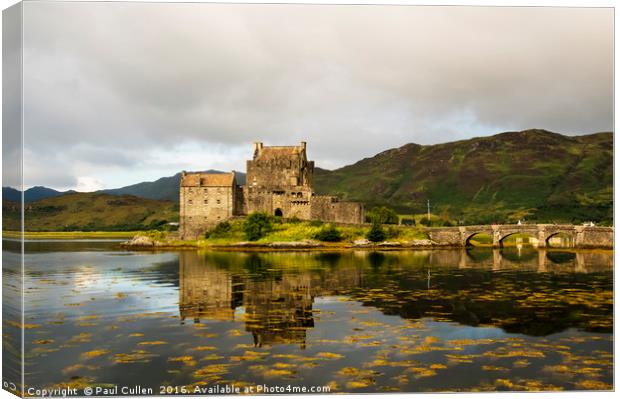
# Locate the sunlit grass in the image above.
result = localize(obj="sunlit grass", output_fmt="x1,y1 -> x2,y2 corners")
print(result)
200,219 -> 429,246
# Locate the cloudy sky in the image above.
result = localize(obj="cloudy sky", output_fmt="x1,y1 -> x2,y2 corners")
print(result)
3,2 -> 614,191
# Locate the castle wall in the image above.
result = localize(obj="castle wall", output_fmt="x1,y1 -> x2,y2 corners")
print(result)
244,188 -> 274,215
308,195 -> 333,221
180,183 -> 235,240
235,186 -> 246,215
286,199 -> 312,220
310,195 -> 364,224
244,188 -> 313,219
247,160 -> 310,192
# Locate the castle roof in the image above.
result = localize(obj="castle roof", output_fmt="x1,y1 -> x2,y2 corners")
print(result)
255,145 -> 304,161
181,172 -> 236,187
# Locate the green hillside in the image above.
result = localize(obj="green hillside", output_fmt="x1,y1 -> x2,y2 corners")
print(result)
314,129 -> 612,225
2,192 -> 178,232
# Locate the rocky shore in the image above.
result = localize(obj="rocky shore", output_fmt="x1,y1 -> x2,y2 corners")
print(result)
120,234 -> 438,251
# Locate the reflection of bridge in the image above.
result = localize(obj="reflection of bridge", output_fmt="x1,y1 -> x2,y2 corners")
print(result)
447,248 -> 611,273
427,224 -> 613,248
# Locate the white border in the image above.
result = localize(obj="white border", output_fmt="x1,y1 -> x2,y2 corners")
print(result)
0,1 -> 616,399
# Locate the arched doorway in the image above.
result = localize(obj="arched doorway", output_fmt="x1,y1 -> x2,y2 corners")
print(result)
274,208 -> 283,217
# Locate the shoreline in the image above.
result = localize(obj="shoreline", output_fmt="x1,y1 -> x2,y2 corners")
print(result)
118,240 -> 614,253
2,231 -> 140,240
119,243 -> 442,252
4,231 -> 613,252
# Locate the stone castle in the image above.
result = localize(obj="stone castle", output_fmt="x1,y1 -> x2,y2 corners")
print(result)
179,141 -> 364,239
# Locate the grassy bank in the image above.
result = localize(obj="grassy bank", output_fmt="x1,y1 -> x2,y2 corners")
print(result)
209,219 -> 428,245
3,231 -> 140,240
146,218 -> 430,248
4,218 -> 430,246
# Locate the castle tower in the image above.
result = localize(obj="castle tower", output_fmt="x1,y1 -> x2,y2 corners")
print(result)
247,141 -> 314,191
244,142 -> 315,218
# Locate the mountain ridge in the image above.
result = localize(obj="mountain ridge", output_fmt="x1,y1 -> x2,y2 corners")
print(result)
2,186 -> 76,203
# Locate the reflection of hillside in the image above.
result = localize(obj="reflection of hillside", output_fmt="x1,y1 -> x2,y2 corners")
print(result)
178,249 -> 613,344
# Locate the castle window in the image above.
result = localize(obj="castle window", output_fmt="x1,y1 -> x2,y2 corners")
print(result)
188,199 -> 193,205
204,199 -> 208,204
216,199 -> 221,204
204,189 -> 207,193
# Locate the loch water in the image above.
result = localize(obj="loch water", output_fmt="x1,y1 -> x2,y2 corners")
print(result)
2,240 -> 614,394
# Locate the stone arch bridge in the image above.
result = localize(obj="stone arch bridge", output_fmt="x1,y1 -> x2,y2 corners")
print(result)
426,224 -> 613,249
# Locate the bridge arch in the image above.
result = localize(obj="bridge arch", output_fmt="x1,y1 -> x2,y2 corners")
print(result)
499,232 -> 539,247
545,231 -> 576,248
464,231 -> 493,247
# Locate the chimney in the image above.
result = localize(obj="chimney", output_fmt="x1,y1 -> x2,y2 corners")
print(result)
300,141 -> 307,151
253,142 -> 263,152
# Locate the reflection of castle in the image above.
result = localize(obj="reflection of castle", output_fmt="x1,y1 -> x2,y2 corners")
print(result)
179,259 -> 241,322
244,277 -> 315,348
178,252 -> 365,347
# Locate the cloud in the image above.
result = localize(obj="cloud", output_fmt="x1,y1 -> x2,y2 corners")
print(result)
11,2 -> 613,190
76,177 -> 104,192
